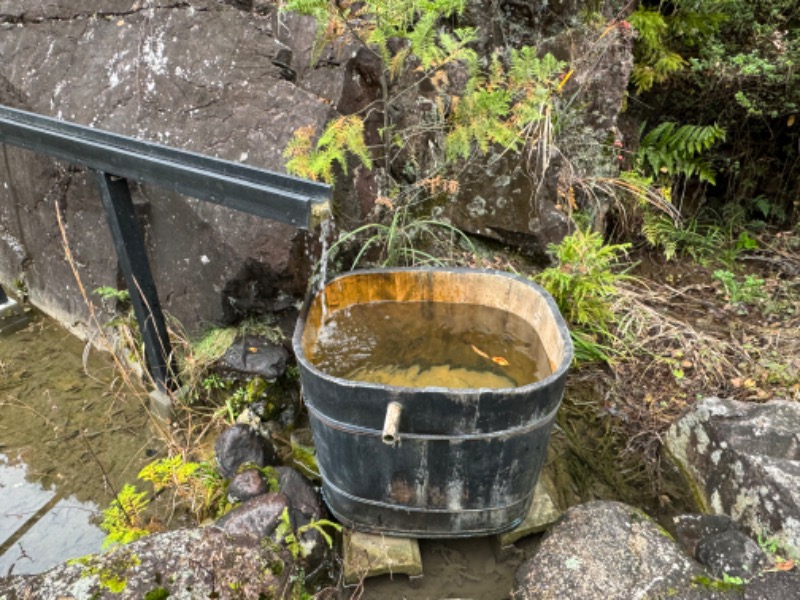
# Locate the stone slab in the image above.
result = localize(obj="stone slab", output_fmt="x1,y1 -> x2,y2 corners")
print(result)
0,299 -> 28,336
498,474 -> 562,547
343,529 -> 423,585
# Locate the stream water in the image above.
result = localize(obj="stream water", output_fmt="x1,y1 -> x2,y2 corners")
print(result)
0,312 -> 155,575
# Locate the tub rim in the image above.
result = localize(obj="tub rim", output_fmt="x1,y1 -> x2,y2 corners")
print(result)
292,266 -> 574,395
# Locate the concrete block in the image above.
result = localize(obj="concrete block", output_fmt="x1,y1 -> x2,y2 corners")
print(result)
0,299 -> 29,336
343,529 -> 423,585
148,388 -> 173,421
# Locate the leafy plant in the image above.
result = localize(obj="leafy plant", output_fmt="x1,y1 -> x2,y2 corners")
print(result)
534,229 -> 631,365
138,455 -> 233,521
274,507 -> 342,560
99,484 -> 153,548
713,269 -> 767,305
93,286 -> 131,305
628,2 -> 726,94
636,121 -> 726,185
630,0 -> 800,225
284,116 -> 372,184
535,228 -> 631,330
641,213 -> 725,263
330,204 -> 476,269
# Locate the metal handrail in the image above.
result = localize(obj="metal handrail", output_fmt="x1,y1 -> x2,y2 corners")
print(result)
0,105 -> 332,391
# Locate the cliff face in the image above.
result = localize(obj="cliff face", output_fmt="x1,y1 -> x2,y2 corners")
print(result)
0,1 -> 635,334
0,2 -> 339,334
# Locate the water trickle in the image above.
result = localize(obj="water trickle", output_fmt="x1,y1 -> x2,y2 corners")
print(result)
314,210 -> 335,323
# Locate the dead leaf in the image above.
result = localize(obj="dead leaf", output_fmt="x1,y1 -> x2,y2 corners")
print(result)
492,356 -> 509,366
775,559 -> 795,571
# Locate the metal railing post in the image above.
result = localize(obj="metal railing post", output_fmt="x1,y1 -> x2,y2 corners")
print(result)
0,104 -> 332,393
95,171 -> 176,392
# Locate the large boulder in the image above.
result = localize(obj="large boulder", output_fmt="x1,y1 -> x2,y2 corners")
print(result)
664,397 -> 800,556
215,423 -> 279,479
0,527 -> 294,599
512,501 -> 722,599
0,2 -> 340,336
432,2 -> 636,256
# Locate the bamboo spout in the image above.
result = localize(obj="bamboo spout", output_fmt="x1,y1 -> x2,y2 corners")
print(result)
382,401 -> 403,446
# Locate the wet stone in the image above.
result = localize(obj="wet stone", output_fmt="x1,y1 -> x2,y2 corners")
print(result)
216,492 -> 289,539
277,466 -> 322,521
276,466 -> 328,573
695,529 -> 769,580
513,501 -> 707,599
343,529 -> 423,584
664,397 -> 800,554
745,570 -> 800,600
215,423 -> 279,479
219,336 -> 289,380
674,513 -> 740,557
228,468 -> 269,503
0,527 -> 291,598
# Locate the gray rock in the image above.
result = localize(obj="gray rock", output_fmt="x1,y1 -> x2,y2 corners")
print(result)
0,527 -> 292,599
217,492 -> 290,539
215,477 -> 330,577
439,20 -> 635,255
674,513 -> 740,557
744,570 -> 800,600
0,3 -> 339,338
219,336 -> 289,379
277,466 -> 330,575
696,529 -> 769,581
512,501 -> 710,600
228,468 -> 269,503
215,423 -> 279,479
664,397 -> 800,556
277,466 -> 322,521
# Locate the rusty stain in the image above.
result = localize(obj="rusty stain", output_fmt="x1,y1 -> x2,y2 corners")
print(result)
390,476 -> 416,504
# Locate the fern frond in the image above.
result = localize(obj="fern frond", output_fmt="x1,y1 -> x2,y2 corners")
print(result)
637,121 -> 725,183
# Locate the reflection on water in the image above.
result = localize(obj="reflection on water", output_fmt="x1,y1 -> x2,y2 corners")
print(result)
0,313 -> 156,574
0,455 -> 105,575
310,301 -> 551,389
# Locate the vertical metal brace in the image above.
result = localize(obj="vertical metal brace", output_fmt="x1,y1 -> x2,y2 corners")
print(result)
0,285 -> 7,304
94,171 -> 176,392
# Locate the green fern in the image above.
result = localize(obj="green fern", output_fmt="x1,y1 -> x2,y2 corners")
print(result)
628,3 -> 726,94
284,116 -> 372,184
446,50 -> 565,160
138,456 -> 201,492
641,213 -> 680,261
534,228 -> 631,330
100,484 -> 152,548
636,121 -> 726,184
629,7 -> 686,93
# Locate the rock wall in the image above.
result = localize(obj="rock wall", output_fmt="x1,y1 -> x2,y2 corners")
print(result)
0,1 -> 341,336
665,397 -> 800,555
0,1 -> 638,335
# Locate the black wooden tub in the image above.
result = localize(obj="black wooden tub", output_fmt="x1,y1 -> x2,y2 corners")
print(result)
292,268 -> 572,537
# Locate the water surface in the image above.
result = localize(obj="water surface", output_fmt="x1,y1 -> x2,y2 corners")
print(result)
0,314 -> 155,574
